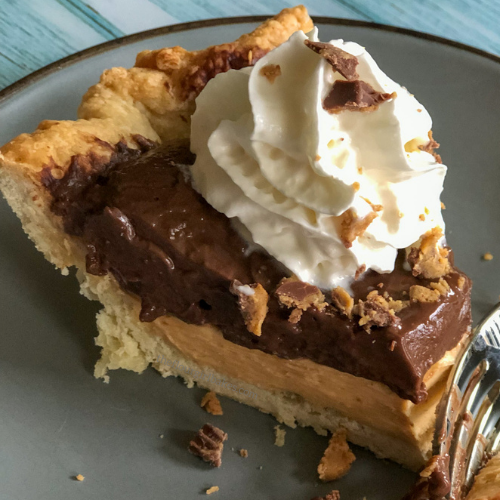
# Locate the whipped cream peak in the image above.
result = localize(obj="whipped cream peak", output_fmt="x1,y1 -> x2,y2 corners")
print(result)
190,28 -> 446,289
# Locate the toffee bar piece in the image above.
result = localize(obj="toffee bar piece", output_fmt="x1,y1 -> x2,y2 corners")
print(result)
189,424 -> 228,467
0,6 -> 471,473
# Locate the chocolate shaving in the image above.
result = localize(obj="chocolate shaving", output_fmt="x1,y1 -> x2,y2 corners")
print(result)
188,424 -> 228,467
323,80 -> 395,114
304,39 -> 358,80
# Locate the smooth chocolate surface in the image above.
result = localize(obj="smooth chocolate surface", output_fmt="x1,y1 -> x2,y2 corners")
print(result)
42,143 -> 472,403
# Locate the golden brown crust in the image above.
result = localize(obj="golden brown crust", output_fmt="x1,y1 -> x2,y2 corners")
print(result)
1,7 -> 312,190
135,6 -> 312,99
0,119 -> 157,178
79,6 -> 312,142
0,7 -> 312,273
466,453 -> 500,500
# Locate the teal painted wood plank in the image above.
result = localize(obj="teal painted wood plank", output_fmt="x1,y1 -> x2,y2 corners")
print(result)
0,0 -> 108,89
83,0 -> 178,34
335,0 -> 500,57
1,0 -> 500,92
148,0 -> 365,22
55,0 -> 125,38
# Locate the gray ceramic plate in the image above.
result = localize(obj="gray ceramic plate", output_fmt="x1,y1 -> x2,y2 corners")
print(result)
1,17 -> 499,500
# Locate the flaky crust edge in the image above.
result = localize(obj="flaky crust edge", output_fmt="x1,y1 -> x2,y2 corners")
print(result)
0,6 -> 312,269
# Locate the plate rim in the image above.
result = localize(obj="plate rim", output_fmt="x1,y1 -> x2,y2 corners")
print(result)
2,14 -> 500,106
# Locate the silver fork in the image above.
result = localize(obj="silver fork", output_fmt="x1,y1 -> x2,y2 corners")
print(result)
405,303 -> 500,500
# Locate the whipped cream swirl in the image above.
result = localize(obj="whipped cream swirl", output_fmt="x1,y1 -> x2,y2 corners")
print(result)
190,28 -> 446,289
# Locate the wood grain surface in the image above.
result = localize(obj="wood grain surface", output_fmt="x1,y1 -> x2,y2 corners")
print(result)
1,0 -> 498,90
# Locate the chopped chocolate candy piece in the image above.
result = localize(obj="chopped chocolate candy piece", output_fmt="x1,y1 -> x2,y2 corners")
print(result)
410,285 -> 440,303
410,278 -> 450,303
418,131 -> 442,163
339,208 -> 378,248
311,491 -> 341,500
259,63 -> 281,83
457,276 -> 466,290
331,287 -> 354,318
201,391 -> 223,416
354,264 -> 366,280
318,429 -> 355,482
275,278 -> 327,311
230,280 -> 268,336
407,227 -> 451,279
206,486 -> 219,495
288,308 -> 303,324
188,424 -> 228,467
238,448 -> 248,458
430,278 -> 450,295
304,39 -> 358,80
354,290 -> 402,331
324,80 -> 395,113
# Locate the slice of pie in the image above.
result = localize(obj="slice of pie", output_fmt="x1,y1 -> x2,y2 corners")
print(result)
0,5 -> 472,473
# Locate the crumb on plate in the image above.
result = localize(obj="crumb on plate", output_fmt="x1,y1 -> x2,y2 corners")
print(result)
318,429 -> 356,482
201,391 -> 223,416
274,425 -> 286,447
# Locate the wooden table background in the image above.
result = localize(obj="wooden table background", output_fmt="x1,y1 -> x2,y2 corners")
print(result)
1,0 -> 499,91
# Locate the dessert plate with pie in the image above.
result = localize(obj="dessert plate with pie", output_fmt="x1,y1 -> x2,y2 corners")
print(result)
0,7 -> 499,499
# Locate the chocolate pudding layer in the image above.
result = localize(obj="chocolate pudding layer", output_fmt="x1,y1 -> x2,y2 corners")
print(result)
42,142 -> 472,403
